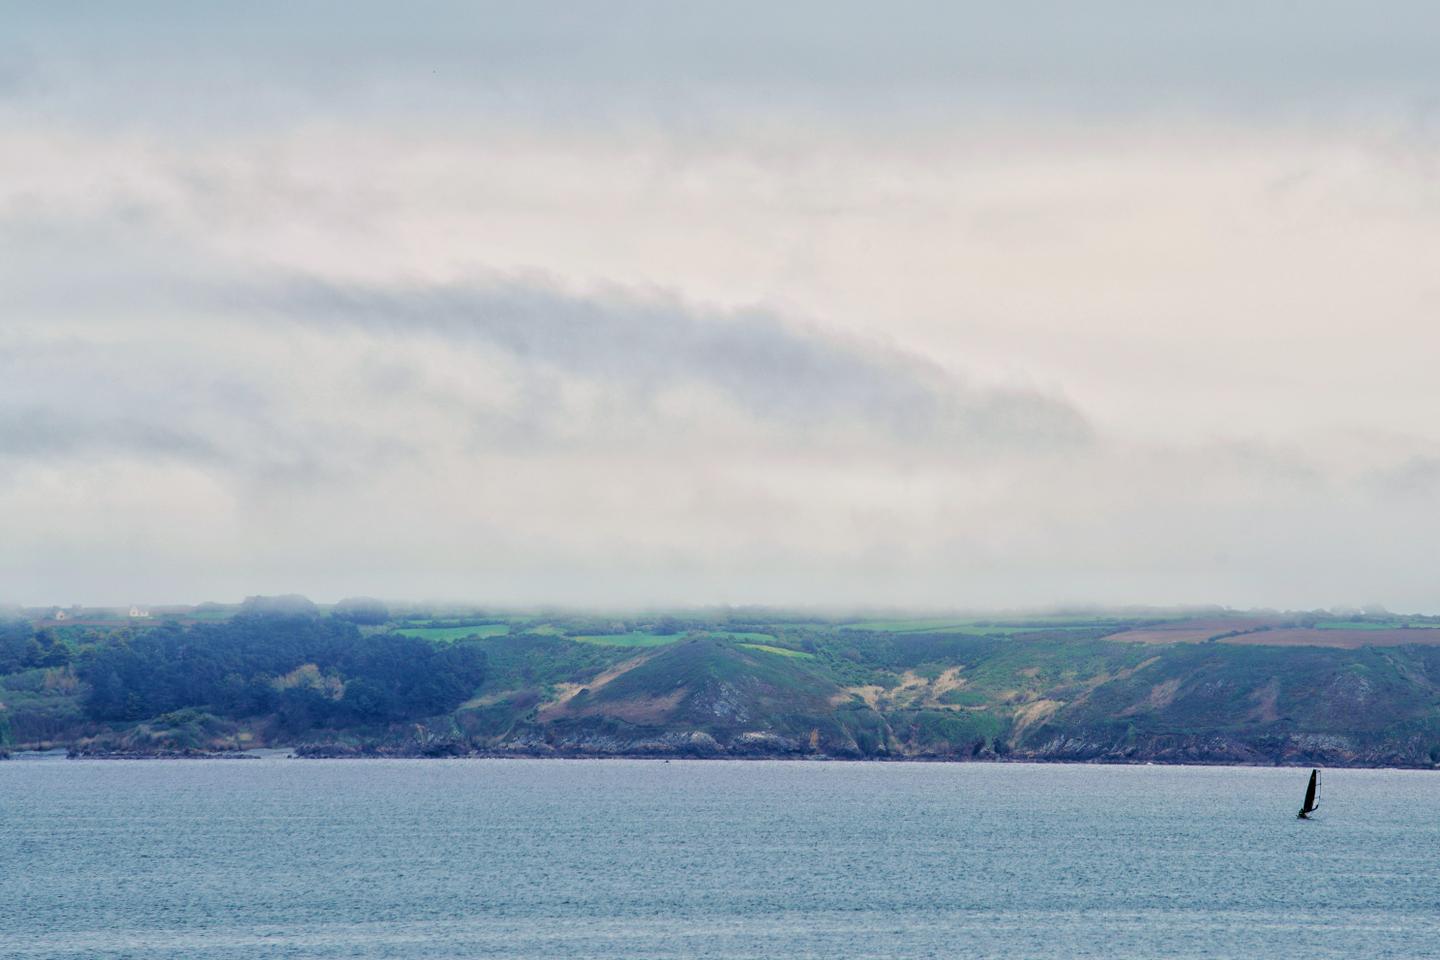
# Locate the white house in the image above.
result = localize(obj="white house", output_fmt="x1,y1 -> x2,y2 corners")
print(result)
128,606 -> 151,619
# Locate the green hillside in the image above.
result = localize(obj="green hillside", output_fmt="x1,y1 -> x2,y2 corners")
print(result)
4,601 -> 1439,767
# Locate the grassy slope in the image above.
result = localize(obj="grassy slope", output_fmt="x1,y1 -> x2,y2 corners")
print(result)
6,609 -> 1440,764
538,637 -> 887,754
506,627 -> 1440,764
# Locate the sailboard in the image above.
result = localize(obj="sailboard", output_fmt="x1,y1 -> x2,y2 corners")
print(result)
1296,768 -> 1321,819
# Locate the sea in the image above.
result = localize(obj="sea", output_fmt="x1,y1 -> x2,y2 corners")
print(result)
2,757 -> 1437,959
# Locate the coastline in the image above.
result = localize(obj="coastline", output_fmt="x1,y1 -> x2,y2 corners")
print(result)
16,747 -> 1436,771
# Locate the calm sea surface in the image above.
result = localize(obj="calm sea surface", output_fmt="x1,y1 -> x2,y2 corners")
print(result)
2,758 -> 1438,959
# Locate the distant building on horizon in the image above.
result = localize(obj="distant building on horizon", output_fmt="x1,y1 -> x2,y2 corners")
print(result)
128,606 -> 151,619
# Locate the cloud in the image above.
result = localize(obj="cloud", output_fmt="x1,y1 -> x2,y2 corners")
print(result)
1368,455 -> 1440,501
0,406 -> 218,464
10,2 -> 1440,132
5,8 -> 1440,609
238,276 -> 1091,452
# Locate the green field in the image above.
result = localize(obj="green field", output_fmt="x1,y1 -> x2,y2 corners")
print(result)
843,618 -> 1111,635
737,642 -> 815,659
571,630 -> 780,648
569,631 -> 683,647
394,624 -> 511,641
186,609 -> 236,621
843,618 -> 982,632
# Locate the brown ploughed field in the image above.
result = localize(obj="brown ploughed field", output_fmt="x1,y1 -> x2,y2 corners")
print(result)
1218,628 -> 1440,648
1103,619 -> 1278,644
1105,620 -> 1440,648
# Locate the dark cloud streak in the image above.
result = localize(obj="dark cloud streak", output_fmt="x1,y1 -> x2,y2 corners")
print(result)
0,406 -> 220,465
243,276 -> 1092,452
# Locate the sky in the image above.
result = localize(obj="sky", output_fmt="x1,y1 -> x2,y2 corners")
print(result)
4,2 -> 1440,610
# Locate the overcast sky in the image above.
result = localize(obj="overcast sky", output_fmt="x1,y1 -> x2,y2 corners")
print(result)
5,3 -> 1440,609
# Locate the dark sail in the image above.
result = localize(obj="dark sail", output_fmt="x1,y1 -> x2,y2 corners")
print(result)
1297,768 -> 1320,818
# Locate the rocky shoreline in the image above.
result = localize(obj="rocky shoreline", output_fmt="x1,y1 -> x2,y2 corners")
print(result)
64,748 -> 259,760
30,741 -> 1433,770
280,725 -> 1440,769
20,719 -> 1438,770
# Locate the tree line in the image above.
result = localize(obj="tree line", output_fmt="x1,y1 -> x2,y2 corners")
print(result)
2,608 -> 486,734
